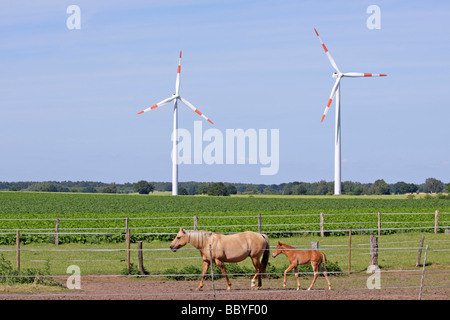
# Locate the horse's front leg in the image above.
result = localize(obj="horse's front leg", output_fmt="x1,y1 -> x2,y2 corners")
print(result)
197,260 -> 210,291
215,260 -> 232,291
283,264 -> 296,288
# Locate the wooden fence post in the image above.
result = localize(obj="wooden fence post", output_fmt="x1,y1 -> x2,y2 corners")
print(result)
55,218 -> 59,246
377,212 -> 381,237
434,210 -> 439,234
418,245 -> 429,300
369,235 -> 378,271
320,212 -> 324,238
16,230 -> 20,271
137,241 -> 144,274
126,228 -> 131,273
416,235 -> 425,267
311,241 -> 319,250
125,217 -> 129,233
193,216 -> 198,231
258,214 -> 262,233
348,228 -> 352,275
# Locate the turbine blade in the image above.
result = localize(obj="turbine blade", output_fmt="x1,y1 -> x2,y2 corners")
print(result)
179,96 -> 214,124
314,28 -> 340,73
343,72 -> 388,77
175,50 -> 182,96
321,77 -> 341,122
137,96 -> 175,115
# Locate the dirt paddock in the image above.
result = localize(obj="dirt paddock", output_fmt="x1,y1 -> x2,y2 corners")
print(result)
0,270 -> 448,300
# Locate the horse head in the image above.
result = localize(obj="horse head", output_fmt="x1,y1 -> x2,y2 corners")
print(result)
272,241 -> 284,258
170,227 -> 189,252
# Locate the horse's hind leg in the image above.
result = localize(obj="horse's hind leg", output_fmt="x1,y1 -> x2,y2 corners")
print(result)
319,264 -> 332,290
294,267 -> 300,291
215,260 -> 232,291
250,256 -> 262,289
307,263 -> 319,291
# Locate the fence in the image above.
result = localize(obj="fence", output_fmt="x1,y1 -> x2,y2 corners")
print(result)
1,237 -> 449,300
0,211 -> 449,300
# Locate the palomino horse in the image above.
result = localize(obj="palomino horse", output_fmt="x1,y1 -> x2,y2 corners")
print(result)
272,241 -> 331,291
170,228 -> 270,291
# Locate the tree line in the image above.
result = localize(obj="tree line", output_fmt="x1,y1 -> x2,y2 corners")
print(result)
0,178 -> 449,196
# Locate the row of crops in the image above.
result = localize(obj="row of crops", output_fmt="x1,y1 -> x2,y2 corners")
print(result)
0,192 -> 449,243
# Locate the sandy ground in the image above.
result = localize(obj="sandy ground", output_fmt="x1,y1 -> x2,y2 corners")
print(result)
0,271 -> 448,301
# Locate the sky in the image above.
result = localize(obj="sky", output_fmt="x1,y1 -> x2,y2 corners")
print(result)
0,0 -> 449,185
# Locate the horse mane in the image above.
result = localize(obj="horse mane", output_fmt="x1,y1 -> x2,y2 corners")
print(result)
279,242 -> 295,250
186,229 -> 215,249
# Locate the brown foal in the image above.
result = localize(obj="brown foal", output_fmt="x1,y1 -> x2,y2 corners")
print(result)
272,241 -> 331,290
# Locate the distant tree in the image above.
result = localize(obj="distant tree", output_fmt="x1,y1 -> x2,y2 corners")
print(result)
353,186 -> 364,195
227,184 -> 237,195
371,179 -> 390,195
316,180 -> 328,195
391,181 -> 418,194
423,178 -> 444,193
208,182 -> 229,196
296,184 -> 307,195
81,186 -> 97,193
197,184 -> 209,195
133,180 -> 155,194
447,183 -> 450,193
178,187 -> 188,195
102,183 -> 117,194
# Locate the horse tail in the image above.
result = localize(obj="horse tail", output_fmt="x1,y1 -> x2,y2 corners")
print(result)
260,234 -> 270,278
321,251 -> 328,265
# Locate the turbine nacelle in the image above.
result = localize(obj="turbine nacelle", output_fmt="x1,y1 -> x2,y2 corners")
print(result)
332,72 -> 341,79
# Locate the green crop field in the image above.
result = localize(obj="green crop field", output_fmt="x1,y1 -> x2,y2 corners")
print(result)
0,191 -> 448,243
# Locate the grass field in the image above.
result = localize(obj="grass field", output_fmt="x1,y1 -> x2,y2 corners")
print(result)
0,232 -> 448,277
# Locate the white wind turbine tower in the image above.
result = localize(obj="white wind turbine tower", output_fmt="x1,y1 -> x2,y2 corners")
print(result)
314,28 -> 387,195
137,51 -> 214,195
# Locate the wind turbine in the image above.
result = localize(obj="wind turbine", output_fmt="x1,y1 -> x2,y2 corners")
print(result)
137,51 -> 214,195
314,28 -> 387,195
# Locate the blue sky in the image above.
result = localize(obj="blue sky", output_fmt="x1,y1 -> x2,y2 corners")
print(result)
0,0 -> 449,185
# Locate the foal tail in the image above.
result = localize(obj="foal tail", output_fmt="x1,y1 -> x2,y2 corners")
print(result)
321,252 -> 328,265
260,234 -> 270,278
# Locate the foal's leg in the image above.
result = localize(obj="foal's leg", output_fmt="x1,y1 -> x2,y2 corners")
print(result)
307,262 -> 319,291
215,260 -> 232,291
250,256 -> 262,289
197,260 -> 210,291
294,266 -> 300,291
319,264 -> 332,290
283,264 -> 296,288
